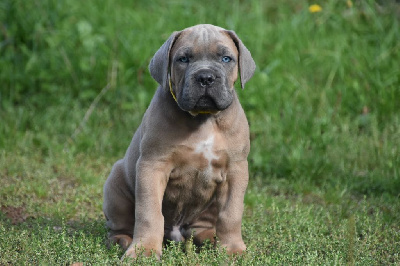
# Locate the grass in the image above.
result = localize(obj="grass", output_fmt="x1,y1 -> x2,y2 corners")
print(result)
1,0 -> 399,264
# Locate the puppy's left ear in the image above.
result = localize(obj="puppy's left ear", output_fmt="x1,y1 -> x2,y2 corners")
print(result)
149,31 -> 182,89
226,31 -> 256,89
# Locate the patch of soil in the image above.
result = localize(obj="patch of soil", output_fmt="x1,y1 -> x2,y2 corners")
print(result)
1,205 -> 33,225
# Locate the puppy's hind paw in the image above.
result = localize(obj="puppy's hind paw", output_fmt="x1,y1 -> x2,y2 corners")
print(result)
107,234 -> 133,251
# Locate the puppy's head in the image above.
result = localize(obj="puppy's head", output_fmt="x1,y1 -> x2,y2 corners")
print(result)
149,24 -> 255,116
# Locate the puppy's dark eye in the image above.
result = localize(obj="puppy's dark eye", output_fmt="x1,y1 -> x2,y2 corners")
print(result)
178,56 -> 189,63
222,56 -> 232,63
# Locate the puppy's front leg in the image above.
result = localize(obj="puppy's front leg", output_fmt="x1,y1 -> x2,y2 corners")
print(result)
216,160 -> 249,255
123,160 -> 168,260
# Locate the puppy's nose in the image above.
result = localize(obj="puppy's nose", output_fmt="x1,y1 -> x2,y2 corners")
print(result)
196,71 -> 216,87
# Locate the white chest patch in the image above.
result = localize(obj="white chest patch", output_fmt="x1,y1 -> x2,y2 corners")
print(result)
194,135 -> 219,169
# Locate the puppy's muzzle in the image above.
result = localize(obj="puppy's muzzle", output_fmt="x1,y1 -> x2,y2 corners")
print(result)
193,69 -> 220,111
196,70 -> 216,87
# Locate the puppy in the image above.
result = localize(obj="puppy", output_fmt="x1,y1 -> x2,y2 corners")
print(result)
103,24 -> 256,259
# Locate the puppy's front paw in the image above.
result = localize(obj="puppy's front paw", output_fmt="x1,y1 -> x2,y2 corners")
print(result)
121,246 -> 138,261
121,244 -> 161,261
223,241 -> 246,255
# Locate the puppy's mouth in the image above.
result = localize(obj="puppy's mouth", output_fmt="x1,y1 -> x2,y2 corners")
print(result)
194,96 -> 218,110
187,96 -> 220,116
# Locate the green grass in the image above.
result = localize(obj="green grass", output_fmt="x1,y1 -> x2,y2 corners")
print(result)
1,0 -> 399,264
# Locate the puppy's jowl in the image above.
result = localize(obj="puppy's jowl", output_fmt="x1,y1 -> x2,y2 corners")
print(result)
103,24 -> 256,260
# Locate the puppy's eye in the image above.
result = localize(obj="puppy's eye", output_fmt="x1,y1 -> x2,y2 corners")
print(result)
222,56 -> 232,63
178,56 -> 189,63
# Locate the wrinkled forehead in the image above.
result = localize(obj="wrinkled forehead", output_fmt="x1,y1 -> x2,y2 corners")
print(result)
171,25 -> 238,56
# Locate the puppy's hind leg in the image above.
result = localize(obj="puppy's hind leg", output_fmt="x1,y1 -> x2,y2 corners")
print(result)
103,160 -> 135,251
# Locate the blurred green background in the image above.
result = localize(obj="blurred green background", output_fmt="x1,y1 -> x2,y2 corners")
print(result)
1,0 -> 399,195
0,0 -> 399,264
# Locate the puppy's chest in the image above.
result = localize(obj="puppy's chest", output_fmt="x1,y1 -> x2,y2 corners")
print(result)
163,135 -> 228,223
170,135 -> 229,184
165,135 -> 227,199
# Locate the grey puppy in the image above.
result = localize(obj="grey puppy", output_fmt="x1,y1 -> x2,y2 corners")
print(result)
103,24 -> 256,260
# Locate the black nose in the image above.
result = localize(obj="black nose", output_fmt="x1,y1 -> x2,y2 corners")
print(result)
196,71 -> 216,87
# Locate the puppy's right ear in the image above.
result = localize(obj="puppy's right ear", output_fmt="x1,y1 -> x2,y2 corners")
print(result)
149,31 -> 182,89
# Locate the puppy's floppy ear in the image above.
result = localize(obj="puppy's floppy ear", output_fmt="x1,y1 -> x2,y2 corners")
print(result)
149,31 -> 182,89
225,31 -> 256,89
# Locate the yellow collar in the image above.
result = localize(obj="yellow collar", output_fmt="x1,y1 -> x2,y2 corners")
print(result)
169,78 -> 178,103
169,77 -> 212,115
